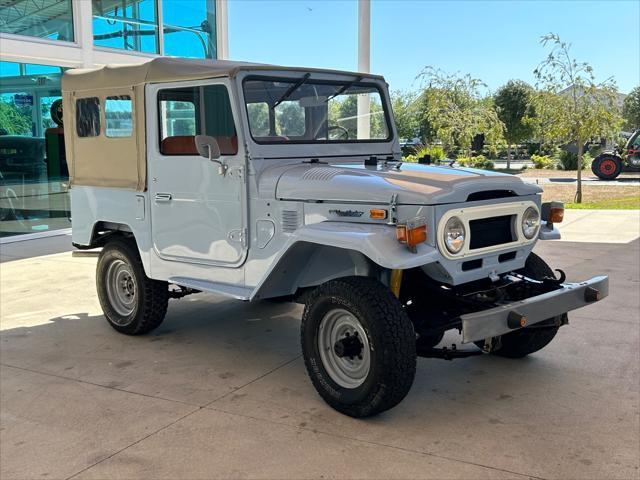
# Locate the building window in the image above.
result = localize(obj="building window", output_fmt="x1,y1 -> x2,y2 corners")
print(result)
76,98 -> 101,138
158,85 -> 237,156
162,0 -> 216,59
0,0 -> 74,42
91,0 -> 217,58
0,61 -> 70,238
92,0 -> 159,54
105,96 -> 133,137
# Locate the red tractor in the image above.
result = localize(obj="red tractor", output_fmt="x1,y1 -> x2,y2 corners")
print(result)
591,130 -> 640,180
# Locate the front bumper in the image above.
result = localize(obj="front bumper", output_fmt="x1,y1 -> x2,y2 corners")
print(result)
461,275 -> 609,343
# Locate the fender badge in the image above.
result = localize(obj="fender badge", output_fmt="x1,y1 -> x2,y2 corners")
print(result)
328,209 -> 364,218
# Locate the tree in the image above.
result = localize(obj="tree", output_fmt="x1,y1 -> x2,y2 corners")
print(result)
622,86 -> 640,131
532,33 -> 622,203
390,90 -> 419,140
416,67 -> 503,156
494,80 -> 535,168
0,99 -> 31,135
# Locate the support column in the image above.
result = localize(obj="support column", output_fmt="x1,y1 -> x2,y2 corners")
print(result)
215,0 -> 229,60
357,0 -> 370,139
76,0 -> 94,67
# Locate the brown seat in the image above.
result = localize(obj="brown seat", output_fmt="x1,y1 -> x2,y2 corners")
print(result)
160,135 -> 238,155
160,136 -> 198,155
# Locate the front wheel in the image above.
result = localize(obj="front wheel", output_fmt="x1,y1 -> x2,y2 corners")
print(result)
301,276 -> 416,417
97,238 -> 169,335
475,253 -> 562,358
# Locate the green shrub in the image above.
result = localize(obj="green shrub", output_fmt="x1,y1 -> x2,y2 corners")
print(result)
457,154 -> 495,170
557,150 -> 591,170
531,154 -> 556,169
403,145 -> 446,163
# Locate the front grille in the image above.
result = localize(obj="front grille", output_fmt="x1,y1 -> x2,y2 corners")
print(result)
469,215 -> 515,249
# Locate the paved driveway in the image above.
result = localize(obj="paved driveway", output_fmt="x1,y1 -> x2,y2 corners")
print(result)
1,234 -> 638,479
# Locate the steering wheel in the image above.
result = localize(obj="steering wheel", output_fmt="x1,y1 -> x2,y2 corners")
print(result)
317,125 -> 349,141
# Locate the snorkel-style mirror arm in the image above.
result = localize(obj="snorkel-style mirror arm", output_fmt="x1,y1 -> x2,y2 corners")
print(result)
206,144 -> 228,176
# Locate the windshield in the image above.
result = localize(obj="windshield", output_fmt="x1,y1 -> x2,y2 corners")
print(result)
243,76 -> 391,144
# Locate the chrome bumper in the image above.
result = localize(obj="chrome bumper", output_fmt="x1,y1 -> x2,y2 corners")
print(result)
461,276 -> 609,343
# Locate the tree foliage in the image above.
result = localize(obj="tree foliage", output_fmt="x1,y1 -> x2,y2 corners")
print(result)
532,33 -> 622,202
622,86 -> 640,131
415,67 -> 504,155
390,90 -> 419,140
494,80 -> 535,165
0,100 -> 32,135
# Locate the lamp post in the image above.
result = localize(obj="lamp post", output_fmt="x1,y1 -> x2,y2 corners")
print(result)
357,0 -> 370,139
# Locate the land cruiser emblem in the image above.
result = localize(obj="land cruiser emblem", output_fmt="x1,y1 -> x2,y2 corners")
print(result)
329,209 -> 364,217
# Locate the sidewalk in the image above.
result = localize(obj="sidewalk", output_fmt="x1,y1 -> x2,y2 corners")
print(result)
556,209 -> 640,243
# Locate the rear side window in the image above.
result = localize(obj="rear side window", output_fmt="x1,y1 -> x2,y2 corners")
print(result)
158,84 -> 238,156
105,96 -> 133,137
76,97 -> 100,137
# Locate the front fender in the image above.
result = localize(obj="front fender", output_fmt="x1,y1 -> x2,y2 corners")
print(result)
250,221 -> 439,300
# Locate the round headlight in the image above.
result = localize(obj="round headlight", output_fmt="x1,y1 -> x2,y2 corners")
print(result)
444,216 -> 466,254
521,207 -> 540,239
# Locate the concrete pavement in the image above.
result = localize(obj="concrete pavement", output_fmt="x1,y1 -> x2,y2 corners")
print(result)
1,231 -> 639,479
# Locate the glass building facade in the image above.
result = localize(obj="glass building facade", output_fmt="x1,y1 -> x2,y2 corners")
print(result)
0,0 -> 220,239
0,61 -> 69,238
92,0 -> 217,58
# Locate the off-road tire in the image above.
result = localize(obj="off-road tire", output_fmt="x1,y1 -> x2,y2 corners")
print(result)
97,238 -> 168,335
591,154 -> 623,180
475,253 -> 561,358
301,276 -> 416,417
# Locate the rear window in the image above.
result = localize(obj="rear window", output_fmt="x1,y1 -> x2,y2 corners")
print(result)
76,97 -> 100,137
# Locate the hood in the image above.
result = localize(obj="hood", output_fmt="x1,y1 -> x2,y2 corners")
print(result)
273,162 -> 541,205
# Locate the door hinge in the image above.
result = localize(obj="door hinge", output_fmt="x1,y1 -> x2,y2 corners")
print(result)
228,166 -> 244,180
228,228 -> 248,247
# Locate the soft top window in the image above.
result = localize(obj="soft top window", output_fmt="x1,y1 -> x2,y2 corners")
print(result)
76,97 -> 100,138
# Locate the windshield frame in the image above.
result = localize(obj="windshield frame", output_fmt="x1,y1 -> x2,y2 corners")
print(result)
241,74 -> 394,146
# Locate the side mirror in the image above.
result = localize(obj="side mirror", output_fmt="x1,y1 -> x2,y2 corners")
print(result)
195,135 -> 221,160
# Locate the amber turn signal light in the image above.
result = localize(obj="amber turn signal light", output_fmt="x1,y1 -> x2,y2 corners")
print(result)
369,209 -> 388,219
549,207 -> 564,223
396,217 -> 427,248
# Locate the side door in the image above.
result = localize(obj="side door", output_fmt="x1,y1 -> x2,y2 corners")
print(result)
147,80 -> 247,267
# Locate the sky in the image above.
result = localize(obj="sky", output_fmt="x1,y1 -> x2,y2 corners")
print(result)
228,0 -> 640,95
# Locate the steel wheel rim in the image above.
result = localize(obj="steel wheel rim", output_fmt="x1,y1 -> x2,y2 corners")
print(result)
105,259 -> 137,320
600,159 -> 616,174
318,308 -> 371,389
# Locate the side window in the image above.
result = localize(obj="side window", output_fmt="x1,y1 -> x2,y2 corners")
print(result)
105,96 -> 133,137
76,97 -> 100,137
158,84 -> 237,156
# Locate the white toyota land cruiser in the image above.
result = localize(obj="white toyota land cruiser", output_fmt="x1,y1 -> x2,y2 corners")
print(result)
62,58 -> 608,417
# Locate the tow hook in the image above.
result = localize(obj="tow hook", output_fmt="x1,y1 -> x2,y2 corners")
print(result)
542,269 -> 567,286
416,343 -> 483,361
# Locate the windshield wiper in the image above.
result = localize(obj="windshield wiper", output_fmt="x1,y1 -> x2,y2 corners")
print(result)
272,73 -> 311,108
326,75 -> 364,101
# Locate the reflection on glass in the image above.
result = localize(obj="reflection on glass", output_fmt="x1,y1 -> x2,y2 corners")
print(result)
162,0 -> 216,58
92,0 -> 159,53
0,0 -> 74,42
0,61 -> 70,238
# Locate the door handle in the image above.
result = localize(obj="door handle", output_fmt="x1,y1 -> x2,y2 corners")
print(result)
155,193 -> 172,202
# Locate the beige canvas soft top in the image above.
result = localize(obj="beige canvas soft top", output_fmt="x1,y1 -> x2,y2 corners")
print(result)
62,57 -> 384,92
62,58 -> 384,191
